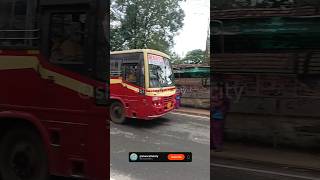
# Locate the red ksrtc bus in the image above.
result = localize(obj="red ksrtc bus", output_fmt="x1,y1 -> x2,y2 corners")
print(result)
0,0 -> 109,179
110,49 -> 176,124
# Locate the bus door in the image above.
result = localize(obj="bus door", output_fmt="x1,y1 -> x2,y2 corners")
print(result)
121,62 -> 145,117
42,10 -> 89,109
38,2 -> 109,178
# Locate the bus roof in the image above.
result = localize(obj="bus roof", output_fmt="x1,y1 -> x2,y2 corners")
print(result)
111,49 -> 170,59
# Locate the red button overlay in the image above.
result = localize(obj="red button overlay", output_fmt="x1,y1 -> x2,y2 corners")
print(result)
167,154 -> 185,161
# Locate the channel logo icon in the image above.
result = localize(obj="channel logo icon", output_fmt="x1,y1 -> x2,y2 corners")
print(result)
129,153 -> 138,161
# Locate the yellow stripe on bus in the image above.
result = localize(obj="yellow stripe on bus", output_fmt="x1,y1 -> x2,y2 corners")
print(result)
110,78 -> 139,93
39,68 -> 94,97
0,56 -> 38,70
0,55 -> 94,97
145,89 -> 176,97
110,78 -> 122,84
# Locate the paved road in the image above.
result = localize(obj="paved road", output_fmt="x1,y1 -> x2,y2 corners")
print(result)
211,158 -> 320,180
110,112 -> 210,180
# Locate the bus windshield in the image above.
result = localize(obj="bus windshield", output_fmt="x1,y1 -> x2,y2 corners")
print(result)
148,54 -> 175,88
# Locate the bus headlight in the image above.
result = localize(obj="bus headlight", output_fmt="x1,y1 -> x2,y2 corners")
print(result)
152,97 -> 162,107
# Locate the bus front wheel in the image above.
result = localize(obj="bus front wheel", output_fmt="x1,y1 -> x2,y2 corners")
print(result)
0,127 -> 48,180
110,101 -> 126,124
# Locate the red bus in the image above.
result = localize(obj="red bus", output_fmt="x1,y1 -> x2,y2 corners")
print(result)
0,0 -> 109,179
110,49 -> 176,123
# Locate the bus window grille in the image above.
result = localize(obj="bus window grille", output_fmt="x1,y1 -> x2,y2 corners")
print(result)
164,95 -> 173,103
0,29 -> 40,47
110,71 -> 121,76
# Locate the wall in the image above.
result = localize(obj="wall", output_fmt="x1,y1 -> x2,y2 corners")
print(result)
221,74 -> 320,149
175,78 -> 210,109
225,113 -> 320,149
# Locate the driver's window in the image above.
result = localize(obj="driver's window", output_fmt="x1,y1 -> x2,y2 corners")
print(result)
49,13 -> 87,65
123,64 -> 139,86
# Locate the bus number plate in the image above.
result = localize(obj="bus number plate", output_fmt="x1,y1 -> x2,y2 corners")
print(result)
167,102 -> 172,109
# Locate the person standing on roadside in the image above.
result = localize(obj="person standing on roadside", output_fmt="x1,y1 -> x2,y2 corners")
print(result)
175,88 -> 182,109
211,80 -> 230,151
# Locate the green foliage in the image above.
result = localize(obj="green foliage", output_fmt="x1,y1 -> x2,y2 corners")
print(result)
182,49 -> 205,64
111,0 -> 185,54
169,52 -> 183,64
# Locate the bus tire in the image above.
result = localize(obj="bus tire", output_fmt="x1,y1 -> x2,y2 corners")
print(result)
0,127 -> 48,180
110,101 -> 126,124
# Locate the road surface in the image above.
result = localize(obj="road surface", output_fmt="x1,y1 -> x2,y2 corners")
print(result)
110,111 -> 210,180
211,158 -> 320,180
51,110 -> 320,180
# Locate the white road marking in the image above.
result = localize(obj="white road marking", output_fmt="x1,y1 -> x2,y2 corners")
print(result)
169,112 -> 210,120
211,163 -> 320,180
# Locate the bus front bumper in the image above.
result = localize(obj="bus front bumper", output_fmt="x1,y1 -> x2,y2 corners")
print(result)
146,105 -> 175,119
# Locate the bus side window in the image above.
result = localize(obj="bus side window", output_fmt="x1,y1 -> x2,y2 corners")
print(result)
0,0 -> 37,47
110,55 -> 121,77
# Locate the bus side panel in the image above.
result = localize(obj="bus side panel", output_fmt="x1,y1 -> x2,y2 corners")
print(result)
110,80 -> 145,119
0,69 -> 47,108
0,56 -> 108,178
87,108 -> 109,179
42,109 -> 108,179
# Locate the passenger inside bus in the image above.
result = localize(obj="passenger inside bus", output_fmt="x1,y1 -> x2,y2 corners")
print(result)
50,25 -> 83,62
127,68 -> 137,83
59,29 -> 83,61
50,15 -> 85,64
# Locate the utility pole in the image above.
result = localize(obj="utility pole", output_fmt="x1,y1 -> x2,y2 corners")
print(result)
204,18 -> 210,65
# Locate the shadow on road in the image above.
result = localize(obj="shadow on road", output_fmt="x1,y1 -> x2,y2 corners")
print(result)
120,117 -> 171,129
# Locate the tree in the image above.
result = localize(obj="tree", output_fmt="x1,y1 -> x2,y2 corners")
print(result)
169,52 -> 183,64
182,49 -> 205,64
111,0 -> 185,54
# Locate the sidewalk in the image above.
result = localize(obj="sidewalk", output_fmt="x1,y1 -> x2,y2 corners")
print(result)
173,107 -> 210,117
174,108 -> 320,172
211,142 -> 320,172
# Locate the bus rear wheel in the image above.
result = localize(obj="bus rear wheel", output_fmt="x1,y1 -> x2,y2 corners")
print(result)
0,127 -> 48,180
110,101 -> 126,124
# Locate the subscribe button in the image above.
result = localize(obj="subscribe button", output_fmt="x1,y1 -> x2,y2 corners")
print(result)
167,154 -> 185,161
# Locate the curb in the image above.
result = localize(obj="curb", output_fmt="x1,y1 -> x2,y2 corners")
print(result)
211,151 -> 320,173
173,109 -> 210,117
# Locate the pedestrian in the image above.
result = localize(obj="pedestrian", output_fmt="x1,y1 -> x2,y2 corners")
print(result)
175,88 -> 182,109
211,80 -> 230,151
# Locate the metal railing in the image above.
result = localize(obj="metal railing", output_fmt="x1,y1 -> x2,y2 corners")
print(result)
0,29 -> 40,46
110,71 -> 121,76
